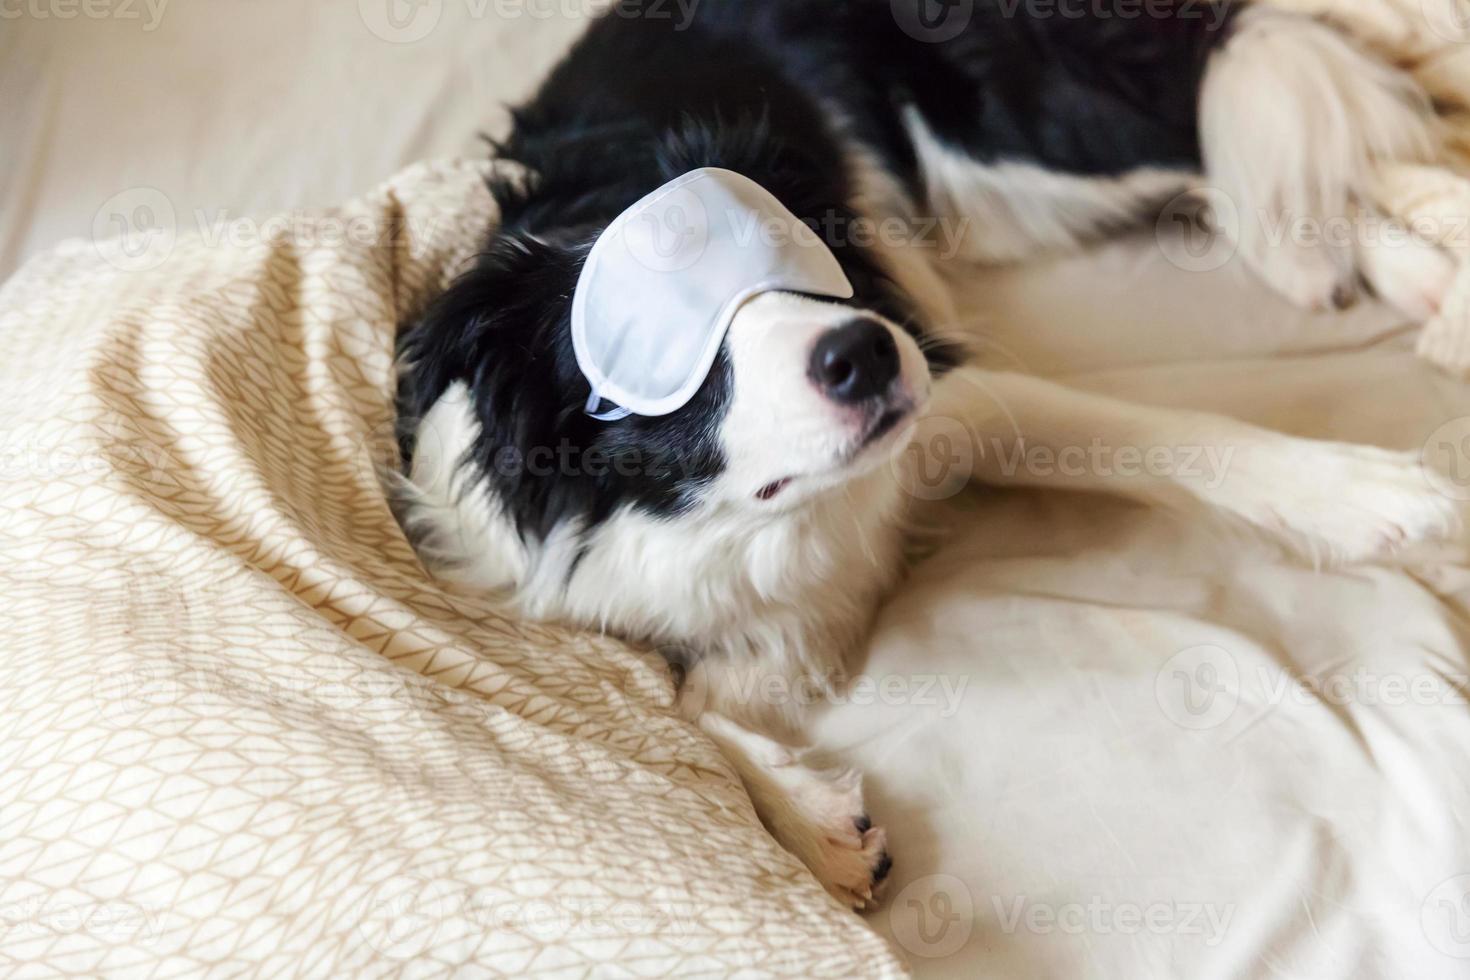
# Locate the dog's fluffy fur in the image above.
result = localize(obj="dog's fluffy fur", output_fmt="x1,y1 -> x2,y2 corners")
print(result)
396,0 -> 1462,908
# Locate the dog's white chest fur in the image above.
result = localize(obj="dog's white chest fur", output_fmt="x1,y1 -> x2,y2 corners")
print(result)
401,382 -> 910,696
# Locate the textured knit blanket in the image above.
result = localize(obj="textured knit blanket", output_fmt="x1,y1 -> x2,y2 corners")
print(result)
0,159 -> 907,977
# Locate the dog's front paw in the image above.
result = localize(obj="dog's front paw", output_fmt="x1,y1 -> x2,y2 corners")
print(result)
1224,443 -> 1460,563
698,713 -> 893,910
770,763 -> 893,910
797,771 -> 892,910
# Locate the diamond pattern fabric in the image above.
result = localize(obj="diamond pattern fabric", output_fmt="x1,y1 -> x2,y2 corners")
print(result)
0,159 -> 907,977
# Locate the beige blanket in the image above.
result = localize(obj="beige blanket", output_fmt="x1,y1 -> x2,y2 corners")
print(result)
0,159 -> 907,977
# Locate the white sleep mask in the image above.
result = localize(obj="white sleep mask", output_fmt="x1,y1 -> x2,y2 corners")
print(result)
571,167 -> 854,420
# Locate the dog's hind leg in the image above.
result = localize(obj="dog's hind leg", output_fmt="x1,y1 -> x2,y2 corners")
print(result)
888,1 -> 1453,318
1199,7 -> 1454,316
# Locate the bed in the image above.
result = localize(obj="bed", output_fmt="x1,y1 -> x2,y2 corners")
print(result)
4,4 -> 1468,977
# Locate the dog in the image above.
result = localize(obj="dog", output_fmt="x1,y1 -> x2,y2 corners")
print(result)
394,0 -> 1462,909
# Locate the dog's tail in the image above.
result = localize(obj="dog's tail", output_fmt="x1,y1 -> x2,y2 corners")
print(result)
1198,6 -> 1438,308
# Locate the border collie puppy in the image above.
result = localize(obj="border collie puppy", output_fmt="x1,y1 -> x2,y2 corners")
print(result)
397,0 -> 1461,908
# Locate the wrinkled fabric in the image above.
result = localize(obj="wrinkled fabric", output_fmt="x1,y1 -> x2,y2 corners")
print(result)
0,158 -> 908,978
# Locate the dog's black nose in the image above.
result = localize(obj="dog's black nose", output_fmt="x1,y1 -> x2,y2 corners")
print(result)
809,319 -> 899,403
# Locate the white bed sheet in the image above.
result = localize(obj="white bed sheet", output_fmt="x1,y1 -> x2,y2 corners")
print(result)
6,4 -> 1470,977
820,243 -> 1470,979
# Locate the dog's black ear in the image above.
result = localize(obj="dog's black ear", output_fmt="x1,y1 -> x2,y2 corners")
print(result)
396,228 -> 591,428
394,226 -> 600,519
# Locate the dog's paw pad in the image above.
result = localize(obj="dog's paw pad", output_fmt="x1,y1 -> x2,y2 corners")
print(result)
817,822 -> 891,911
814,799 -> 891,909
775,766 -> 895,910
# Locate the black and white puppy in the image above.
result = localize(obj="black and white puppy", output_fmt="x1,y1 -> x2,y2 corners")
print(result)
396,0 -> 1461,908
